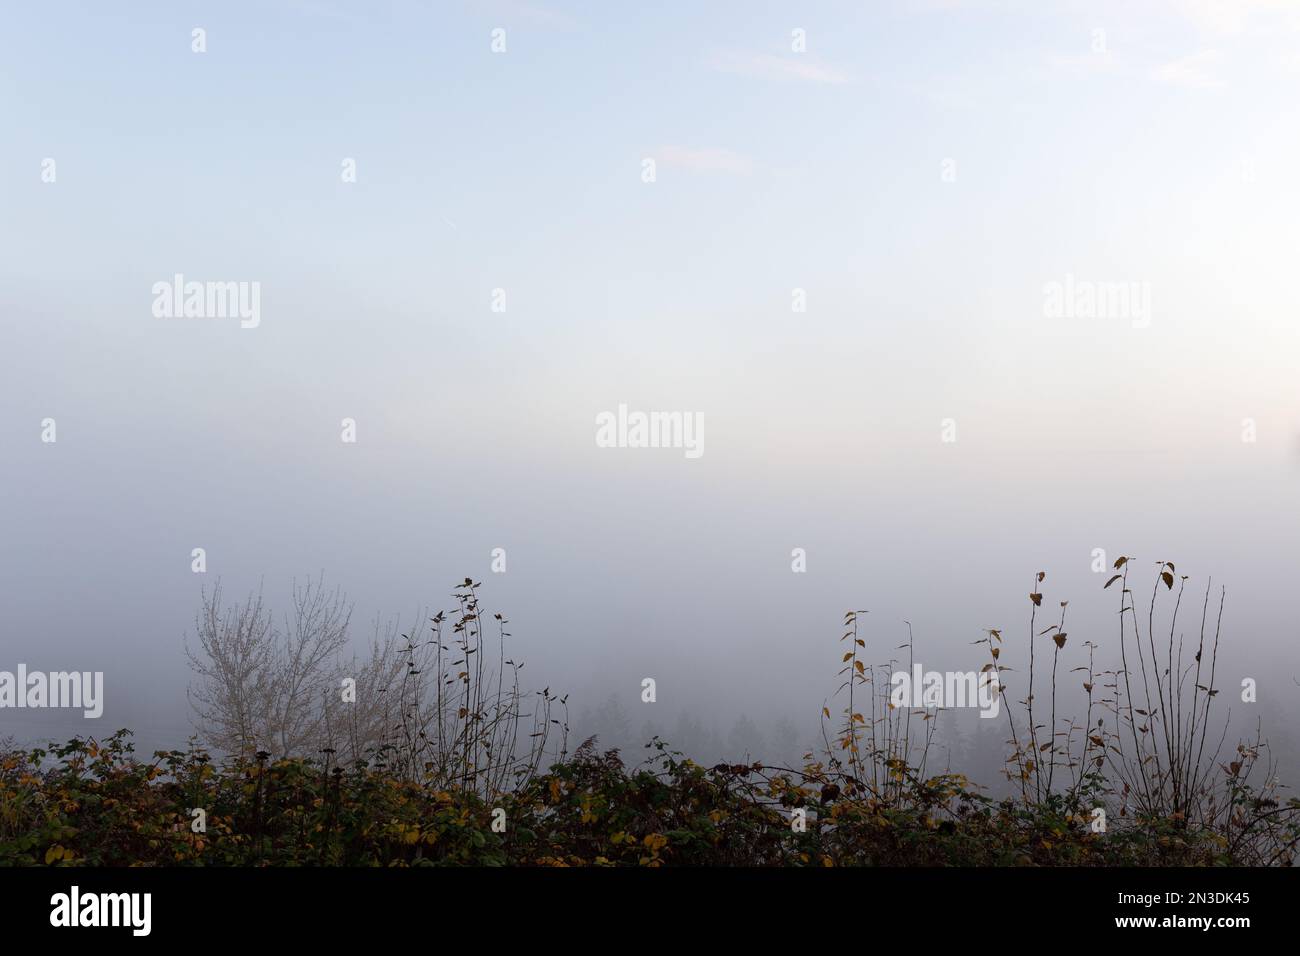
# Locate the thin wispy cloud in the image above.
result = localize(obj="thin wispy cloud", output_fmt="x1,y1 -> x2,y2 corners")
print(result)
470,0 -> 582,30
904,0 -> 972,10
1169,0 -> 1300,36
1045,51 -> 1122,76
1152,49 -> 1225,88
286,0 -> 363,22
709,50 -> 852,85
654,145 -> 753,175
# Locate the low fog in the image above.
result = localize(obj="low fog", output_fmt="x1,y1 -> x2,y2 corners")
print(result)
3,2 -> 1299,802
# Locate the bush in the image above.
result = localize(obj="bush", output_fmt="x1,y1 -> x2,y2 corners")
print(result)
4,566 -> 1296,866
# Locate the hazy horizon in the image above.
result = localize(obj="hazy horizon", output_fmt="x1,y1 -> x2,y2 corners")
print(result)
2,1 -> 1298,783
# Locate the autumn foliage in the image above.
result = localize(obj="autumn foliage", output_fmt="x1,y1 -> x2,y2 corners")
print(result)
3,565 -> 1297,867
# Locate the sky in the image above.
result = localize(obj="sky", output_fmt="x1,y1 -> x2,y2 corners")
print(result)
1,0 -> 1299,765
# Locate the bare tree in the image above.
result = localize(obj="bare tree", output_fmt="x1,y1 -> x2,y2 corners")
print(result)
267,576 -> 351,757
186,576 -> 569,798
186,575 -> 351,759
185,582 -> 276,756
320,614 -> 408,765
